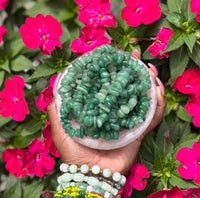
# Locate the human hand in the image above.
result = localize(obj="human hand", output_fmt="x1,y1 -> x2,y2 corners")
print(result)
47,68 -> 166,174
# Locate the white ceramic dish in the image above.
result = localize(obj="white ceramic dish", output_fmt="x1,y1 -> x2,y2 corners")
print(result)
54,50 -> 157,150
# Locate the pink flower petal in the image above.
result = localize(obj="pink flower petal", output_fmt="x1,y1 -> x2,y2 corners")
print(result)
176,147 -> 196,179
12,98 -> 29,121
121,0 -> 161,27
173,68 -> 200,95
0,0 -> 9,10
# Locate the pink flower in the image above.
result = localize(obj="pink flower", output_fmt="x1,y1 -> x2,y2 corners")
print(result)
2,148 -> 27,178
121,0 -> 161,27
185,94 -> 200,127
0,75 -> 29,121
36,74 -> 58,112
147,186 -> 183,198
71,26 -> 111,55
0,0 -> 9,10
176,141 -> 200,185
0,26 -> 7,45
74,0 -> 91,10
122,162 -> 150,198
148,27 -> 173,59
191,0 -> 200,22
77,0 -> 117,28
20,14 -> 63,55
43,121 -> 60,158
183,188 -> 200,198
173,68 -> 200,95
22,138 -> 55,177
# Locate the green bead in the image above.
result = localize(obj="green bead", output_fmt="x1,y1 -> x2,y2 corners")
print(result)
97,117 -> 104,128
83,116 -> 94,126
109,88 -> 119,96
75,129 -> 81,137
99,103 -> 110,113
110,123 -> 120,131
120,105 -> 130,114
97,59 -> 105,67
111,81 -> 123,93
68,129 -> 76,137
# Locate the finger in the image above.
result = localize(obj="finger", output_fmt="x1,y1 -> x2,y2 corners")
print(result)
47,97 -> 66,143
131,49 -> 140,59
148,63 -> 158,77
145,86 -> 167,134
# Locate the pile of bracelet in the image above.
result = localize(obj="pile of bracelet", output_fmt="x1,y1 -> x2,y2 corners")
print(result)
55,163 -> 126,198
58,44 -> 151,140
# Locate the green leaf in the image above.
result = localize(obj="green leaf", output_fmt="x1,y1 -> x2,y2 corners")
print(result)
60,25 -> 71,44
3,176 -> 22,198
5,38 -> 24,58
0,70 -> 5,88
165,11 -> 184,28
57,10 -> 75,22
173,133 -> 200,157
0,116 -> 12,128
169,45 -> 189,83
0,59 -> 10,73
167,0 -> 182,13
139,133 -> 155,170
29,64 -> 57,81
11,55 -> 34,72
164,30 -> 185,53
183,33 -> 196,53
11,0 -> 30,14
181,0 -> 197,21
21,119 -> 43,136
177,105 -> 193,122
14,130 -> 42,148
142,48 -> 156,60
23,180 -> 44,198
189,43 -> 200,66
169,170 -> 199,188
156,119 -> 171,152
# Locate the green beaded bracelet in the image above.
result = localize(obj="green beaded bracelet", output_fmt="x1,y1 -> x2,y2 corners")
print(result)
55,44 -> 157,149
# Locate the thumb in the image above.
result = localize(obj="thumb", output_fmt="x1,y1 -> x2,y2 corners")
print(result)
47,97 -> 66,144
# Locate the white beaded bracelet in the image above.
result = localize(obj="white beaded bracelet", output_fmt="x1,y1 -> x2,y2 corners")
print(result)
57,163 -> 126,198
59,163 -> 126,186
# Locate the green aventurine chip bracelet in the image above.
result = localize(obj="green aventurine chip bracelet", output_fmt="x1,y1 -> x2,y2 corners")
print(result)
55,44 -> 157,150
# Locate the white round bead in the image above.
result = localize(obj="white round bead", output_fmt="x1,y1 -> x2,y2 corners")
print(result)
56,185 -> 61,191
84,176 -> 88,182
73,173 -> 85,182
57,176 -> 62,184
61,173 -> 72,182
104,191 -> 111,198
69,164 -> 78,173
103,168 -> 112,178
70,182 -> 75,186
87,185 -> 93,192
61,182 -> 70,189
112,172 -> 121,182
92,165 -> 100,174
60,163 -> 69,172
80,164 -> 89,174
119,175 -> 126,186
87,176 -> 100,187
101,182 -> 112,192
111,188 -> 118,196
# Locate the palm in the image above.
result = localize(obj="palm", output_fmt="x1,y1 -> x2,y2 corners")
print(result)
48,85 -> 166,173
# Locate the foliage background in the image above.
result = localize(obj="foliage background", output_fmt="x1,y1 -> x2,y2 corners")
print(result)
0,0 -> 200,197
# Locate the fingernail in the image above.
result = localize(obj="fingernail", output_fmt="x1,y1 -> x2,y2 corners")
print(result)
148,63 -> 158,77
53,73 -> 62,96
156,77 -> 165,96
131,49 -> 140,59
